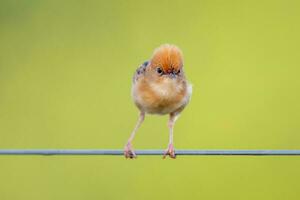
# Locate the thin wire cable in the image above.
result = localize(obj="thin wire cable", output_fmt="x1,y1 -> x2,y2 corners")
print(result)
0,149 -> 300,156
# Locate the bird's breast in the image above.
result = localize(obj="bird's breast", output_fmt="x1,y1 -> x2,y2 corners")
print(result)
132,78 -> 190,114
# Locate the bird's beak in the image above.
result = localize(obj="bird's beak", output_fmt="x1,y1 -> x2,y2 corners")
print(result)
168,72 -> 176,79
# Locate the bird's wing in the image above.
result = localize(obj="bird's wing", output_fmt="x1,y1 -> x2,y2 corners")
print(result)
133,61 -> 149,83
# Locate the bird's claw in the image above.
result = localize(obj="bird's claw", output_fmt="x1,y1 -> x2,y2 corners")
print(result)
124,143 -> 137,159
163,144 -> 176,159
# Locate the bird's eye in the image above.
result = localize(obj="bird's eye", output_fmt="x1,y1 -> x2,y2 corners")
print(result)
176,69 -> 181,74
156,67 -> 163,75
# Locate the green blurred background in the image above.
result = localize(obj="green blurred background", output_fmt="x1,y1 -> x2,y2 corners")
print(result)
1,0 -> 300,199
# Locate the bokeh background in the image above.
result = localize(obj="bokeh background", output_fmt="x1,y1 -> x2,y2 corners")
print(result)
1,0 -> 300,199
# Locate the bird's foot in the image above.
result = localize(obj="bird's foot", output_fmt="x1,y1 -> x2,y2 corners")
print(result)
163,143 -> 176,159
124,142 -> 137,159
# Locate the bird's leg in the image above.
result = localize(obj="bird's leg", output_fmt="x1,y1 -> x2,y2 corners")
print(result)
124,112 -> 145,159
163,113 -> 179,159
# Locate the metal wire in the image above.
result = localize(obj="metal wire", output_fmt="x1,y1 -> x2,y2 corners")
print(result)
0,149 -> 300,156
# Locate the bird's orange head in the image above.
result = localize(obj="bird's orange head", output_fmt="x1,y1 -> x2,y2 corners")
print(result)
149,44 -> 184,78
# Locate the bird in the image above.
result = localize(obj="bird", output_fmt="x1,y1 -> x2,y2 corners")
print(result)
124,44 -> 192,159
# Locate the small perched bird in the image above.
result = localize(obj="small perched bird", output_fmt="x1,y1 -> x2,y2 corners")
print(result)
124,44 -> 192,159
